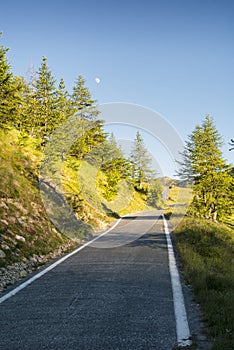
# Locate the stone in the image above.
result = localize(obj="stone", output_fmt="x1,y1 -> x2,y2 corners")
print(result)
15,235 -> 26,242
20,270 -> 27,278
1,244 -> 10,250
0,219 -> 8,226
0,249 -> 6,258
25,226 -> 36,234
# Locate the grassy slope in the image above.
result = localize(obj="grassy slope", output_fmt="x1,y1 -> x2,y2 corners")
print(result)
0,129 -> 74,268
166,186 -> 234,349
78,160 -> 151,219
0,129 -> 150,270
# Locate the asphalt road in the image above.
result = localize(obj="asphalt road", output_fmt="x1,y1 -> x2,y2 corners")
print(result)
0,211 -> 188,350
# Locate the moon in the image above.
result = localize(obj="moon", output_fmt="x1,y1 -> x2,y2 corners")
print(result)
95,77 -> 101,84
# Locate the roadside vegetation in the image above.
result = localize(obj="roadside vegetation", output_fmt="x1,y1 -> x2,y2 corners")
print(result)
173,216 -> 234,349
0,128 -> 74,269
166,115 -> 234,349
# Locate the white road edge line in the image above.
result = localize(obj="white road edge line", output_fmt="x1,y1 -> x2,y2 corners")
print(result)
162,214 -> 192,347
0,217 -> 122,304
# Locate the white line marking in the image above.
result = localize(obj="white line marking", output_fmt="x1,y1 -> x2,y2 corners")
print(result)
162,214 -> 192,347
0,218 -> 122,304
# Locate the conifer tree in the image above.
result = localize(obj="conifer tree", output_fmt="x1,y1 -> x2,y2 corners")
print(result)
70,75 -> 105,159
178,115 -> 234,221
34,56 -> 58,138
130,131 -> 154,190
71,75 -> 97,119
56,78 -> 73,122
100,133 -> 131,179
17,75 -> 40,135
0,36 -> 22,127
93,133 -> 131,200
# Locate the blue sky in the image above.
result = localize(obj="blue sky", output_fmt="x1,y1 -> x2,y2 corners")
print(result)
1,0 -> 234,177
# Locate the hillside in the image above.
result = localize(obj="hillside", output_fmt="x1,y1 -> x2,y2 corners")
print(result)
0,128 -> 153,291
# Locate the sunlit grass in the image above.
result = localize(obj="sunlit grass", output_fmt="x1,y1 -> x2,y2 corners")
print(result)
164,184 -> 234,348
173,217 -> 234,349
78,160 -> 150,219
0,128 -> 73,268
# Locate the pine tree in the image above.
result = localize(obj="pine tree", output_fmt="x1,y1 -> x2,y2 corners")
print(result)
17,75 -> 40,135
71,75 -> 98,119
147,179 -> 163,208
0,36 -> 22,127
56,78 -> 73,122
130,131 -> 154,190
89,133 -> 123,166
70,75 -> 105,159
34,56 -> 58,138
100,133 -> 131,179
178,115 -> 234,221
94,133 -> 131,200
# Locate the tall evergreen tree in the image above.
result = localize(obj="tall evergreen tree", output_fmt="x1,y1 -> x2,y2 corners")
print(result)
56,78 -> 73,122
71,75 -> 98,119
70,75 -> 105,159
99,133 -> 131,178
0,36 -> 22,127
17,75 -> 40,135
34,56 -> 59,137
130,131 -> 154,189
89,133 -> 124,166
94,133 -> 131,200
178,115 -> 234,221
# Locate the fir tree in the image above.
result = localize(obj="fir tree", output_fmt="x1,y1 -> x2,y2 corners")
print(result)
130,131 -> 154,190
94,133 -> 131,200
56,78 -> 73,122
100,133 -> 131,180
89,133 -> 123,166
34,56 -> 58,138
147,179 -> 163,208
71,75 -> 98,119
178,115 -> 234,221
17,75 -> 40,135
0,36 -> 22,127
70,75 -> 105,159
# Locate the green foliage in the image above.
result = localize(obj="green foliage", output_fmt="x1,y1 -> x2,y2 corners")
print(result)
71,75 -> 97,116
97,158 -> 130,201
178,115 -> 234,221
69,76 -> 105,159
56,78 -> 73,121
147,179 -> 163,208
0,128 -> 74,268
90,133 -> 132,200
34,56 -> 60,137
173,217 -> 234,349
17,76 -> 40,135
0,36 -> 22,127
130,131 -> 155,190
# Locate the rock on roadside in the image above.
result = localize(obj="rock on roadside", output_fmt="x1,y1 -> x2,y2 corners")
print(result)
0,240 -> 79,293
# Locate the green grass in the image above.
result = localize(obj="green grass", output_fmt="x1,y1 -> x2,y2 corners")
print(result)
0,128 -> 74,268
173,217 -> 234,349
77,160 -> 151,219
164,186 -> 193,234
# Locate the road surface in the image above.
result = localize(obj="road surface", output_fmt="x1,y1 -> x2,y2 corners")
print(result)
0,211 -> 192,350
